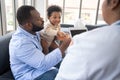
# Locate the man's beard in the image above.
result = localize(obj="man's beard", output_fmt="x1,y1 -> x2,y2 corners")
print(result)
32,23 -> 43,32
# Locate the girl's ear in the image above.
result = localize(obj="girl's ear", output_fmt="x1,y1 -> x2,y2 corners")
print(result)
110,0 -> 120,9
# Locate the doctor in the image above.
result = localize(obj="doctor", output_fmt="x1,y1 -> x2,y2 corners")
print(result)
55,0 -> 120,80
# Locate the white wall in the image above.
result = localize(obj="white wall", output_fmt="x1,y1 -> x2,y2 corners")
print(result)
35,0 -> 47,21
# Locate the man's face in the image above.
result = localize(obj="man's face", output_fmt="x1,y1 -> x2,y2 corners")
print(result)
30,10 -> 44,32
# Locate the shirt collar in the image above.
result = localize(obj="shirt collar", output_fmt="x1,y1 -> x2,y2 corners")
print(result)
17,25 -> 38,39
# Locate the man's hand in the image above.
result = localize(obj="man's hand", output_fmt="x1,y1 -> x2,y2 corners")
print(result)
57,31 -> 70,41
59,36 -> 71,57
41,39 -> 49,55
57,31 -> 66,37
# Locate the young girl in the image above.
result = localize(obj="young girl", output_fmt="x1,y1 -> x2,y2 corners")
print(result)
40,5 -> 68,54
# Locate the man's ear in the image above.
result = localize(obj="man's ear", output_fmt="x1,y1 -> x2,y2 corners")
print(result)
26,23 -> 32,27
110,0 -> 120,9
25,22 -> 32,30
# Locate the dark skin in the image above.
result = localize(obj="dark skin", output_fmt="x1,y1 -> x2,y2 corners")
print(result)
41,32 -> 70,54
41,38 -> 58,55
21,9 -> 71,57
21,10 -> 44,35
41,38 -> 49,54
41,36 -> 71,57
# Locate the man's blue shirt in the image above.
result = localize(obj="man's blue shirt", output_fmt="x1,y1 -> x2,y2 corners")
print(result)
9,26 -> 62,80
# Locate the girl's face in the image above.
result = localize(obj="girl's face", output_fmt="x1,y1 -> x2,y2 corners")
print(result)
48,11 -> 61,26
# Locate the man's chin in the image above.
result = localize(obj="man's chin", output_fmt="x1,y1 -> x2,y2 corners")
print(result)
32,27 -> 43,32
40,26 -> 44,30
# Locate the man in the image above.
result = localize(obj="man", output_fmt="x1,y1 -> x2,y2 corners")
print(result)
9,5 -> 71,80
55,0 -> 120,80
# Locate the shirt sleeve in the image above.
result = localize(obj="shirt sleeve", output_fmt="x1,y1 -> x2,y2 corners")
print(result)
15,39 -> 62,70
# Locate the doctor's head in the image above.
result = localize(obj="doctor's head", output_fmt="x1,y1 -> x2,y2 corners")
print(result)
102,0 -> 120,25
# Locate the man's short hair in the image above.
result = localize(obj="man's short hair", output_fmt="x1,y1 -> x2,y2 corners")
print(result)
17,5 -> 35,25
